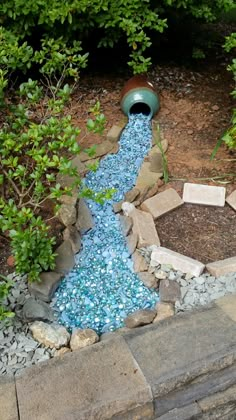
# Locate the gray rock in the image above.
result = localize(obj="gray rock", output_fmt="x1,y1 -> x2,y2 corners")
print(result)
80,141 -> 114,161
18,298 -> 54,323
30,322 -> 70,349
76,198 -> 94,233
153,302 -> 175,323
57,204 -> 76,227
63,226 -> 81,254
124,309 -> 156,328
159,279 -> 181,304
194,276 -> 205,285
149,152 -> 164,173
155,270 -> 167,280
70,328 -> 99,351
29,271 -> 62,302
137,272 -> 158,289
124,188 -> 140,203
126,233 -> 138,256
168,271 -> 177,281
54,240 -> 75,274
132,251 -> 148,272
113,201 -> 123,213
119,215 -> 133,236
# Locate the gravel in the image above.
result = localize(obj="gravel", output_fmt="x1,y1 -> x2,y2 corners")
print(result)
142,247 -> 236,312
0,273 -> 55,377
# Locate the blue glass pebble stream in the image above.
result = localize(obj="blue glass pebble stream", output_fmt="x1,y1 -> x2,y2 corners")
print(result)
53,114 -> 159,334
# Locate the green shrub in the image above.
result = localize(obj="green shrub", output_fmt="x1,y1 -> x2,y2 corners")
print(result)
211,32 -> 236,158
0,76 -> 108,282
223,32 -> 236,149
0,0 -> 235,74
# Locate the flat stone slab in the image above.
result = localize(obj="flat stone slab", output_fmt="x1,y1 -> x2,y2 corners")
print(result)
106,124 -> 123,143
183,183 -> 226,206
54,240 -> 75,275
16,337 -> 153,420
0,377 -> 19,420
226,189 -> 236,211
141,188 -> 183,219
124,300 -> 236,417
131,209 -> 160,248
215,293 -> 236,322
206,256 -> 236,277
151,247 -> 205,277
159,279 -> 181,304
29,271 -> 62,302
136,161 -> 162,189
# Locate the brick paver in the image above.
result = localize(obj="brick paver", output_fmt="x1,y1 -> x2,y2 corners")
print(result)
183,183 -> 226,206
141,188 -> 183,219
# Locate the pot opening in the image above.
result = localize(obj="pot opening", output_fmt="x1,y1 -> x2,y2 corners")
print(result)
129,102 -> 151,117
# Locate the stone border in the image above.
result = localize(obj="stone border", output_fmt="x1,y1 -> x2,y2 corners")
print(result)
2,294 -> 236,419
116,183 -> 236,326
5,121 -> 236,365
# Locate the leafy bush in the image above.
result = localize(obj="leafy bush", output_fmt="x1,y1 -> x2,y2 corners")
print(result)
211,32 -> 236,158
223,32 -> 236,149
0,76 -> 107,282
0,0 -> 235,75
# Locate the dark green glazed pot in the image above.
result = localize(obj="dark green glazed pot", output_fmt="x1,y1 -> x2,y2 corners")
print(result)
120,75 -> 159,118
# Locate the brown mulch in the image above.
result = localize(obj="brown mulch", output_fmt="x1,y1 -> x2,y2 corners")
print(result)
156,202 -> 236,265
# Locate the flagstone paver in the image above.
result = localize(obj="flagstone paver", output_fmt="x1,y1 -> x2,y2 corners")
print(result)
0,376 -> 19,420
141,188 -> 183,219
226,189 -> 236,211
131,209 -> 160,248
206,256 -> 236,277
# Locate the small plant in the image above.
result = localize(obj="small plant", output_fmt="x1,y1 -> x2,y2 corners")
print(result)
0,275 -> 15,322
153,123 -> 169,184
0,76 -> 108,281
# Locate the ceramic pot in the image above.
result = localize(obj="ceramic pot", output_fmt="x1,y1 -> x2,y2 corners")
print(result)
120,75 -> 159,118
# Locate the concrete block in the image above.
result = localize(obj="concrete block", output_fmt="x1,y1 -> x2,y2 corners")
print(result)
151,247 -> 205,277
131,209 -> 160,248
16,337 -> 153,420
206,256 -> 236,277
124,305 -> 236,408
183,183 -> 226,206
215,293 -> 236,322
141,188 -> 183,219
198,384 -> 236,413
0,377 -> 19,420
226,189 -> 236,211
106,125 -> 123,143
156,403 -> 201,420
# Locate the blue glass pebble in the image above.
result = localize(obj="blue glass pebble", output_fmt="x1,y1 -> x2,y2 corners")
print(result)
53,114 -> 159,334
